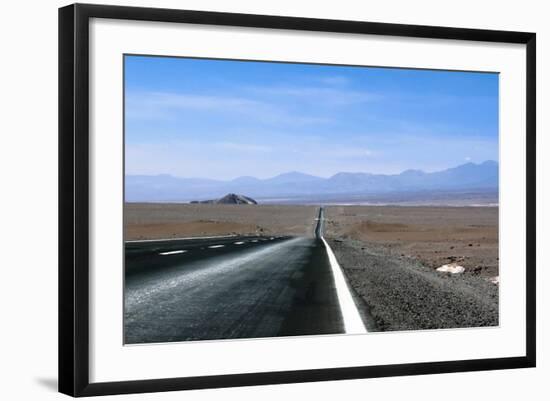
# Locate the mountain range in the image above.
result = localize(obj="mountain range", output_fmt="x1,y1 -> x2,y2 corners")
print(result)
125,160 -> 498,202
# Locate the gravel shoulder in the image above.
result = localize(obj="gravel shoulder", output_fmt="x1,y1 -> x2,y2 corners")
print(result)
329,238 -> 499,331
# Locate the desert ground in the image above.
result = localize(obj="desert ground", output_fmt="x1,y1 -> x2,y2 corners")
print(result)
324,206 -> 499,331
325,206 -> 499,277
124,203 -> 318,240
125,203 -> 499,332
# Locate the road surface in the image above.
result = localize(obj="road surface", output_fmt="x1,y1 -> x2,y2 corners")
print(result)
124,208 -> 366,344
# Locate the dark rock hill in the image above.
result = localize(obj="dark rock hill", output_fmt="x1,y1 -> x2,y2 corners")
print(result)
190,193 -> 258,205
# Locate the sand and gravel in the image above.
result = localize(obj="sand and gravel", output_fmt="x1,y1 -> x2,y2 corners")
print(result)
328,239 -> 499,331
325,206 -> 499,277
325,206 -> 499,331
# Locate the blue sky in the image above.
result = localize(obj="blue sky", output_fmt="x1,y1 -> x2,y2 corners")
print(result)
125,55 -> 499,180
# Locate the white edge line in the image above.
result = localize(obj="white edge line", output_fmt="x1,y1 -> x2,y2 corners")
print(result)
208,245 -> 225,249
234,241 -> 245,245
126,234 -> 237,243
321,237 -> 368,334
159,250 -> 187,256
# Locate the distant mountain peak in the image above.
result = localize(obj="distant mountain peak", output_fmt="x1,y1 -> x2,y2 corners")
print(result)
399,169 -> 425,176
267,171 -> 323,183
481,160 -> 498,166
330,171 -> 371,177
231,176 -> 261,183
273,171 -> 316,178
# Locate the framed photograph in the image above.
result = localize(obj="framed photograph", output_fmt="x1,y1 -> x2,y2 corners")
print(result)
59,3 -> 536,397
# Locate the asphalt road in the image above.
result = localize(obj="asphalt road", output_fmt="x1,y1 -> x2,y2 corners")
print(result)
124,208 -> 363,344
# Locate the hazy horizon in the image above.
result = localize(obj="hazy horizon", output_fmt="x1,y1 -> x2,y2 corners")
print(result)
125,56 -> 499,180
126,159 -> 498,182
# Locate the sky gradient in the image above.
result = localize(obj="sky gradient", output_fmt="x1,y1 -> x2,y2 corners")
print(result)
125,55 -> 499,180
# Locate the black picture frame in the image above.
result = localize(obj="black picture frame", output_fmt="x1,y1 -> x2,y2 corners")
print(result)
59,3 -> 536,397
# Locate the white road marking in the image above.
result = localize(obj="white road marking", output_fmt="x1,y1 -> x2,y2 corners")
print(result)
159,250 -> 187,256
321,238 -> 367,334
251,240 -> 259,243
126,234 -> 237,244
126,237 -> 302,306
234,241 -> 245,245
208,245 -> 225,249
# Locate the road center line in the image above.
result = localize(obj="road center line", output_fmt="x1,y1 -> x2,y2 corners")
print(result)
208,245 -> 225,249
234,241 -> 245,245
126,238 -> 302,306
159,250 -> 187,256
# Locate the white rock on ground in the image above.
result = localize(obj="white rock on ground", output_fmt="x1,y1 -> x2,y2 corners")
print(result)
436,263 -> 465,274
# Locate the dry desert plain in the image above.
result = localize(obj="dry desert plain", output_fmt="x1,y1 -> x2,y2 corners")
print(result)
125,203 -> 499,331
125,203 -> 318,239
